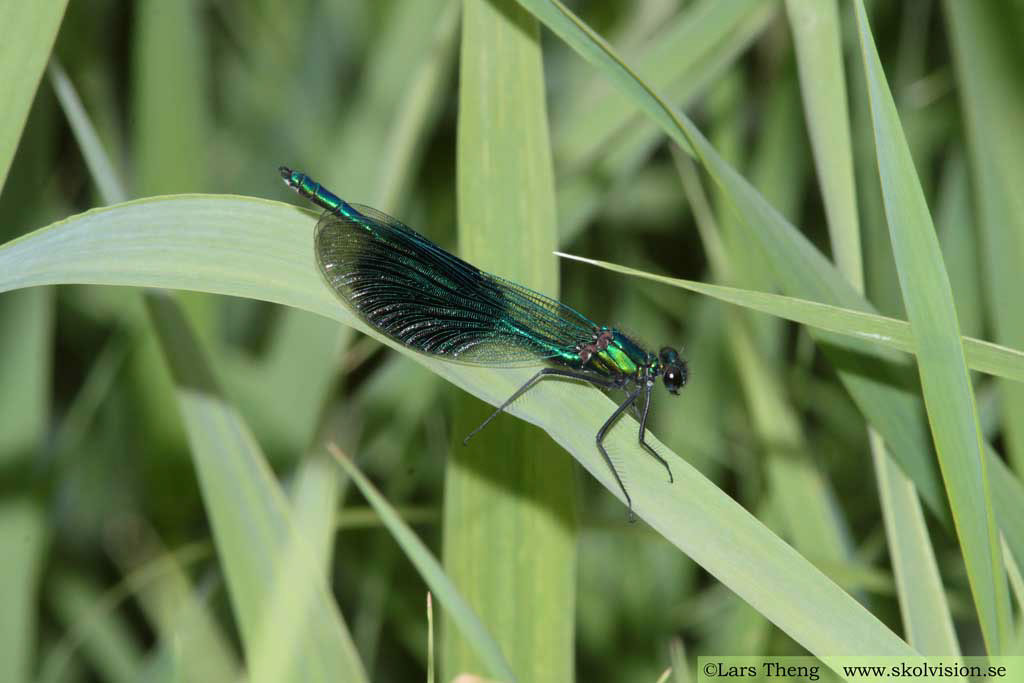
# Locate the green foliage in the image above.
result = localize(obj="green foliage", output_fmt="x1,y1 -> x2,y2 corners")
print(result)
2,1 -> 1023,681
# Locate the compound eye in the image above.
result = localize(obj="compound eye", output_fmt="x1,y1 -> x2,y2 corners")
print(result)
663,367 -> 682,394
659,347 -> 679,365
663,358 -> 688,394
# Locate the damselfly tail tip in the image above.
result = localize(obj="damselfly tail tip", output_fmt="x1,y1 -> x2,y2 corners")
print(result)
280,166 -> 308,192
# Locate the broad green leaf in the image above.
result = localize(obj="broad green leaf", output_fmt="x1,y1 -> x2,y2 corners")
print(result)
446,2 -> 575,681
144,291 -> 368,682
331,445 -> 515,683
0,0 -> 68,189
854,1 -> 1011,654
0,196 -> 916,658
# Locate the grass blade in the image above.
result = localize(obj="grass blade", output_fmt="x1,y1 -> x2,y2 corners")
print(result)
944,0 -> 1024,476
510,1 -> 1024,582
554,0 -> 772,170
48,59 -> 126,204
678,150 -> 854,586
144,291 -> 368,682
0,287 -> 53,465
327,0 -> 453,202
872,432 -> 960,654
785,0 -> 862,287
133,0 -> 207,196
554,253 -> 1024,385
0,0 -> 68,188
0,499 -> 48,682
0,194 -> 919,659
509,0 -> 1024,652
509,0 -> 947,525
446,2 -> 575,681
330,445 -> 515,683
104,521 -> 240,682
854,0 -> 1011,653
47,575 -> 145,683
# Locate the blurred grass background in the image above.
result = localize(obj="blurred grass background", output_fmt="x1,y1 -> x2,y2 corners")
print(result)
1,0 -> 1024,681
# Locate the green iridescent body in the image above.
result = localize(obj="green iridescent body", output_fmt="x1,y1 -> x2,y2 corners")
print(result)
280,167 -> 688,518
587,330 -> 645,376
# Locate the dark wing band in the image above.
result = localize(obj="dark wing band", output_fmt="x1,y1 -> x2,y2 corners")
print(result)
314,204 -> 597,366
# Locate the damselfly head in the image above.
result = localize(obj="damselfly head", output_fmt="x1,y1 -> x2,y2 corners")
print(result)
659,346 -> 688,395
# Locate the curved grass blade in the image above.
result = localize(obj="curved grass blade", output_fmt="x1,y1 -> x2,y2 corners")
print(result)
0,195 -> 917,658
508,1 -> 1024,648
555,4 -> 774,244
555,253 -> 1024,384
554,0 -> 772,170
514,0 -> 698,157
509,0 -> 952,527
